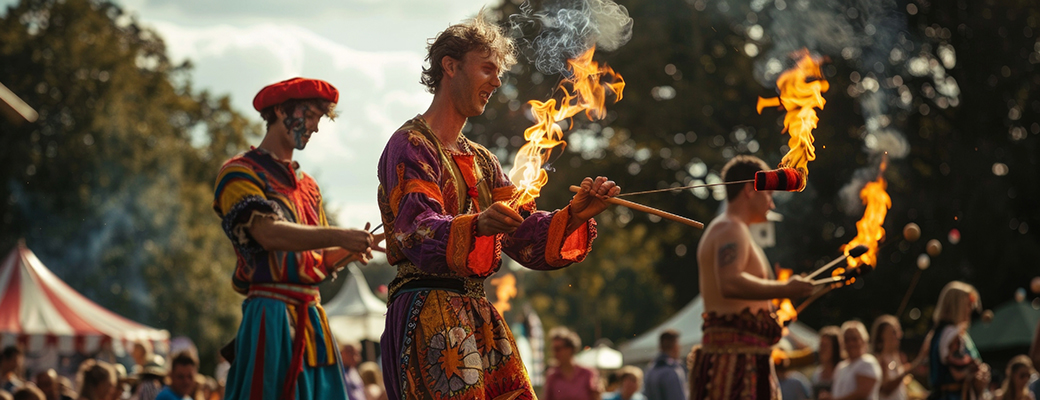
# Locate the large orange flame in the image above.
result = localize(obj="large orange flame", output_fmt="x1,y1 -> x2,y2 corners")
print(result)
841,158 -> 891,271
490,273 -> 517,313
757,50 -> 829,191
508,47 -> 625,207
773,267 -> 798,325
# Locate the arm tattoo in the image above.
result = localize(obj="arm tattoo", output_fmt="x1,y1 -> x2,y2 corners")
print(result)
718,242 -> 738,268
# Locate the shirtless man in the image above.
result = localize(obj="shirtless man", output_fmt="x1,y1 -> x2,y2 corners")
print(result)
689,155 -> 814,400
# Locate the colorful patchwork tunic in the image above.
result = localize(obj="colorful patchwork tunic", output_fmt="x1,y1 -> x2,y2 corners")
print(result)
377,116 -> 596,400
214,147 -> 347,400
688,308 -> 783,400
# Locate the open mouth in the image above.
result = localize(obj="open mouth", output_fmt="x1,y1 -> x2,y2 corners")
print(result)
479,91 -> 491,103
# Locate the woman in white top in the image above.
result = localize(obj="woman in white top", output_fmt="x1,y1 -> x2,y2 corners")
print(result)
823,320 -> 882,400
870,315 -> 910,400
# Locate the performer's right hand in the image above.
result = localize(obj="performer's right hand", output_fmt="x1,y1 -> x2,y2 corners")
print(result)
476,202 -> 523,236
784,275 -> 814,299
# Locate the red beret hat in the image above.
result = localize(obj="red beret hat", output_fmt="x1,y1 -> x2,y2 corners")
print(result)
252,77 -> 339,112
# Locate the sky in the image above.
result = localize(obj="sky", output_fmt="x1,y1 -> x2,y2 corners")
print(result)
10,0 -> 506,228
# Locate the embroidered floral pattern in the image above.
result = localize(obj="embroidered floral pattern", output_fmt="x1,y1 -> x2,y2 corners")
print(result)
426,327 -> 482,394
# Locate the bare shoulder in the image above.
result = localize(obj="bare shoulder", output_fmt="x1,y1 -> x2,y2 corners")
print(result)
705,216 -> 749,244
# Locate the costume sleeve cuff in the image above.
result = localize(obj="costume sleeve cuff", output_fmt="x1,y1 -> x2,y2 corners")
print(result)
221,195 -> 282,253
545,205 -> 596,268
446,214 -> 501,277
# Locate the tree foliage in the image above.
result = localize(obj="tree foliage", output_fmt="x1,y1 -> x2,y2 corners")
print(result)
478,0 -> 1040,349
0,0 -> 260,371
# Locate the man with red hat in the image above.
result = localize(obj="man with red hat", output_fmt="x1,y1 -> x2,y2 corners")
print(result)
214,77 -> 382,400
376,13 -> 620,400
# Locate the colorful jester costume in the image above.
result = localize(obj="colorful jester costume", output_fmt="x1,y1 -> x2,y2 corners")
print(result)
214,78 -> 348,400
377,116 -> 596,400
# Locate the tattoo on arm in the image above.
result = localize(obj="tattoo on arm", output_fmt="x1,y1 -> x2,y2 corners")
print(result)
718,242 -> 737,268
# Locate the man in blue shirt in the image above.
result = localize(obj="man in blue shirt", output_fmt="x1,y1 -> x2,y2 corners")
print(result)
644,330 -> 687,400
156,353 -> 197,400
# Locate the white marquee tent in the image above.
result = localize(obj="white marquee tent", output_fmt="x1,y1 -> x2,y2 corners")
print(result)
322,265 -> 387,344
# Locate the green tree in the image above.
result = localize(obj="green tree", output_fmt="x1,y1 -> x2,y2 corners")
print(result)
0,0 -> 260,371
478,0 -> 1040,354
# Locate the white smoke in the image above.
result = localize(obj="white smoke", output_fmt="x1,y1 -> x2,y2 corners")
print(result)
509,0 -> 634,75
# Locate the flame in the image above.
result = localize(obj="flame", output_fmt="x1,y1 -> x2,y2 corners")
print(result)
757,50 -> 829,190
508,47 -> 625,207
771,348 -> 789,365
490,273 -> 517,313
773,268 -> 798,325
841,158 -> 891,271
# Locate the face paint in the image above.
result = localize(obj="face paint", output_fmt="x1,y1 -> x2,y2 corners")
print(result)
283,105 -> 309,150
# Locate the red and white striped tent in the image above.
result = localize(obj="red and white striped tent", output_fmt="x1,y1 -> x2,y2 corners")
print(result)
0,240 -> 169,354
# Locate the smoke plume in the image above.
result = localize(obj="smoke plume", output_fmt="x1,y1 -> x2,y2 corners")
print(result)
509,0 -> 634,75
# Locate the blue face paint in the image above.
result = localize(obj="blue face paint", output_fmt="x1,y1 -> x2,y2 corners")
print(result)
283,105 -> 309,150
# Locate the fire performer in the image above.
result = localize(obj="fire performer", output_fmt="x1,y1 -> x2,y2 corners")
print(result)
213,77 -> 382,400
690,155 -> 814,400
377,12 -> 620,400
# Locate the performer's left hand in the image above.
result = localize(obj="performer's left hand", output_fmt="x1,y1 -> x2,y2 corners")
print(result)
567,176 -> 620,231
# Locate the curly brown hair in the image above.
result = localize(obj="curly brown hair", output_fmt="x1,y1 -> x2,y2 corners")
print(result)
421,9 -> 517,94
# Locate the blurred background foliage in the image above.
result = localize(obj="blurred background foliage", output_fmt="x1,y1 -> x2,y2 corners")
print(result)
1,0 -> 1038,373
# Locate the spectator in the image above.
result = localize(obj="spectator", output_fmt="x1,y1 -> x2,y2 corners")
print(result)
129,342 -> 153,376
76,359 -> 116,400
358,362 -> 386,400
130,359 -> 165,400
12,385 -> 44,400
814,326 -> 844,399
339,342 -> 366,400
603,366 -> 645,400
777,360 -> 812,400
926,281 -> 991,400
544,327 -> 599,400
33,370 -> 71,400
645,330 -> 687,400
1,346 -> 25,392
870,315 -> 910,400
995,355 -> 1036,400
156,353 -> 196,400
603,371 -> 621,397
823,321 -> 881,400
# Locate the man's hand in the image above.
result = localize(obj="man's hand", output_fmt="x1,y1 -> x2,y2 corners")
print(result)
567,176 -> 621,229
784,275 -> 815,299
339,228 -> 376,260
476,202 -> 524,236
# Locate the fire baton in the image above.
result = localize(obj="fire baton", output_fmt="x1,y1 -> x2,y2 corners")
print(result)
569,185 -> 705,229
805,245 -> 869,280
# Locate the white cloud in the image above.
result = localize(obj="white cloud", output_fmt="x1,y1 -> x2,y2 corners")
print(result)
147,20 -> 434,227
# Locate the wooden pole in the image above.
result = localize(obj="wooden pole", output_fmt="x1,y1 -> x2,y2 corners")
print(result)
569,186 -> 705,229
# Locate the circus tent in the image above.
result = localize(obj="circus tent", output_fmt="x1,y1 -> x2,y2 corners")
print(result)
0,240 -> 169,354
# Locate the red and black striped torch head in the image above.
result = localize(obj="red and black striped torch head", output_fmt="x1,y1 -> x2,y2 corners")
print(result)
755,167 -> 806,192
